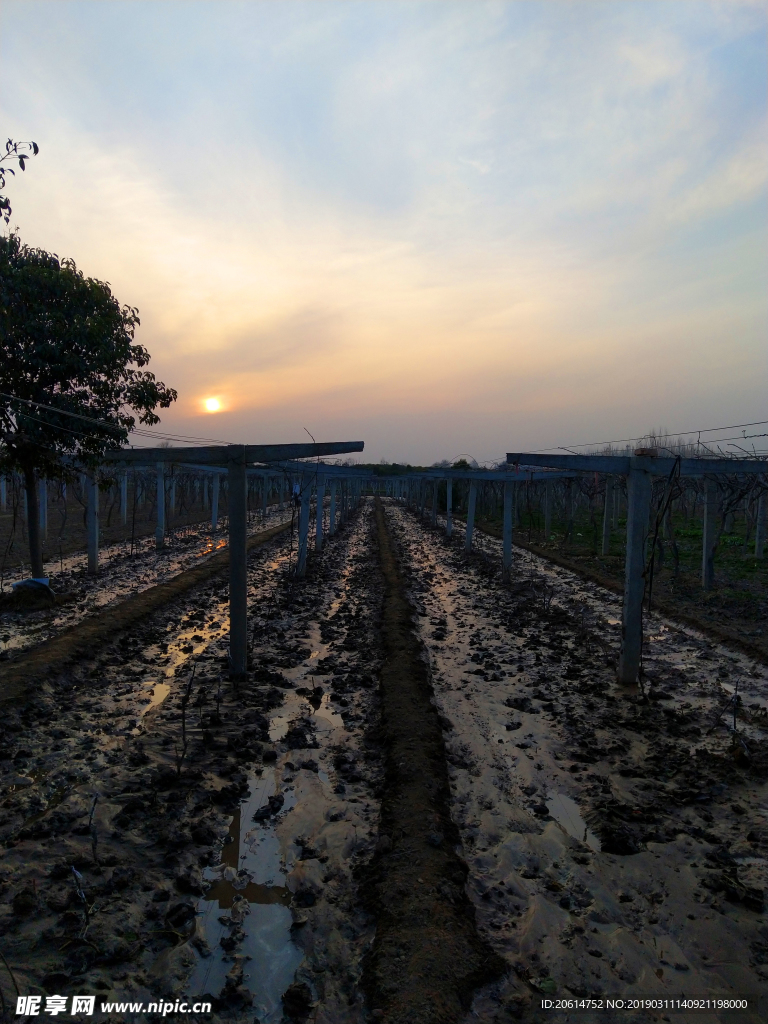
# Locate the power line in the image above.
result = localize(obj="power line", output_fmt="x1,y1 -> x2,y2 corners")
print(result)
0,391 -> 124,434
0,391 -> 230,446
128,428 -> 230,445
514,418 -> 768,456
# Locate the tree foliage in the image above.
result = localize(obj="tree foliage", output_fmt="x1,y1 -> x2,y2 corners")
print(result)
0,232 -> 177,474
0,232 -> 177,576
0,139 -> 39,224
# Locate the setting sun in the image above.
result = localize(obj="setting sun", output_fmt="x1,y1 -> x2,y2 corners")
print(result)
204,397 -> 221,413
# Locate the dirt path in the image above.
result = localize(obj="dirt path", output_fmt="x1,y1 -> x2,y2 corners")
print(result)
386,503 -> 768,1024
360,499 -> 504,1024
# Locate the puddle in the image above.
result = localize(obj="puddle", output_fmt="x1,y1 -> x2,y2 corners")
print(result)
188,594 -> 360,1013
141,682 -> 171,716
129,682 -> 173,737
187,772 -> 303,1019
0,506 -> 293,657
546,792 -> 601,852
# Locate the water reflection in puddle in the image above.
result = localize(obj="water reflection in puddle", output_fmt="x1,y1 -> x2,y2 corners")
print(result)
547,792 -> 601,852
187,605 -> 348,1012
129,681 -> 172,736
187,772 -> 303,1021
2,509 -> 292,656
141,682 -> 171,716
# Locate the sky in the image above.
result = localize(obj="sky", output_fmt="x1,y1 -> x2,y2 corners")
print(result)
0,0 -> 766,464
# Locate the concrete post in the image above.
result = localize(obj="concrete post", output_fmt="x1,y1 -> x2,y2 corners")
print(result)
755,493 -> 766,558
544,480 -> 552,541
120,471 -> 128,525
446,479 -> 453,538
155,463 -> 165,550
431,480 -> 438,527
86,473 -> 99,574
618,463 -> 652,685
601,477 -> 614,556
329,480 -> 337,536
297,481 -> 311,577
39,478 -> 47,541
228,449 -> 248,677
702,478 -> 718,590
564,479 -> 574,541
465,482 -> 477,553
211,474 -> 220,531
316,476 -> 326,551
0,476 -> 5,512
502,480 -> 514,581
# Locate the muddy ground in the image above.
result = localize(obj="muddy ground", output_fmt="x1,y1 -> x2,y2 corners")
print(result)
0,487 -> 228,578
395,505 -> 768,1023
1,498 -> 766,1024
0,503 -> 291,659
0,501 -> 388,1023
474,515 -> 768,664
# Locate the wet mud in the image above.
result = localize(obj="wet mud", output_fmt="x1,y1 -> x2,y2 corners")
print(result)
359,500 -> 505,1023
0,504 -> 386,1021
0,522 -> 291,704
2,495 -> 766,1024
474,520 -> 768,667
388,503 -> 768,1024
0,503 -> 292,660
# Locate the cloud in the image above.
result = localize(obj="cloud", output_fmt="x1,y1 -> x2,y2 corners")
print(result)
669,130 -> 768,221
0,0 -> 765,460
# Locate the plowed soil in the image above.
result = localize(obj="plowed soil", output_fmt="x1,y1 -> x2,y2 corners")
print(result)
359,499 -> 504,1023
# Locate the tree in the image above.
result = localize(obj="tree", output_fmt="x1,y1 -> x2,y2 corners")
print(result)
0,139 -> 39,224
0,233 -> 177,578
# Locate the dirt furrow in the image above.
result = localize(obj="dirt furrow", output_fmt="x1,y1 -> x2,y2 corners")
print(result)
360,499 -> 505,1024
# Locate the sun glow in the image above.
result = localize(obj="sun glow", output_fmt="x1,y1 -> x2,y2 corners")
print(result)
204,397 -> 222,413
